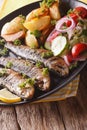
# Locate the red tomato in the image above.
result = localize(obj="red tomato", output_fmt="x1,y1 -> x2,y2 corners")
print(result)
63,52 -> 73,66
72,43 -> 87,58
69,13 -> 79,24
66,20 -> 71,27
66,53 -> 73,63
74,6 -> 87,19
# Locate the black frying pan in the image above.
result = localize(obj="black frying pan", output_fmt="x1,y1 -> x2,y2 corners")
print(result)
0,0 -> 87,105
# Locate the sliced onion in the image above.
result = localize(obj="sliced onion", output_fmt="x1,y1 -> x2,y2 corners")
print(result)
73,57 -> 86,61
46,29 -> 60,42
55,17 -> 76,33
63,55 -> 71,66
67,29 -> 74,40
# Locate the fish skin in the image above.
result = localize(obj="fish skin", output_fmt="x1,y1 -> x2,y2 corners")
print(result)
0,68 -> 35,99
5,42 -> 69,76
0,57 -> 50,91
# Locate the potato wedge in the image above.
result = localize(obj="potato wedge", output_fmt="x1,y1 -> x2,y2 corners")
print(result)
26,7 -> 49,21
25,31 -> 39,48
49,2 -> 61,20
1,22 -> 10,35
1,16 -> 26,35
24,15 -> 51,31
1,30 -> 25,42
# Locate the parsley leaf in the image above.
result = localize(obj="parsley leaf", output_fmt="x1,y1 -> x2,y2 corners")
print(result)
30,30 -> 41,38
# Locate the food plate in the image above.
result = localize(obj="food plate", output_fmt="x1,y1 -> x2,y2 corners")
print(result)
0,0 -> 87,105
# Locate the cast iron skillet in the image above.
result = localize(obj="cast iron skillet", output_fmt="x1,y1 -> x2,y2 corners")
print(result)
0,0 -> 87,105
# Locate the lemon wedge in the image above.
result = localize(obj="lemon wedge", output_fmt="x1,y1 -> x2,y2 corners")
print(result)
0,88 -> 21,103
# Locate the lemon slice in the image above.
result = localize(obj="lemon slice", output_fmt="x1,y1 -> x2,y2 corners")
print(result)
0,88 -> 21,103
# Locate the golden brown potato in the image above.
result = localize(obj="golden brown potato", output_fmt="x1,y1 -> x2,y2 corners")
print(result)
25,31 -> 39,48
26,7 -> 49,21
1,22 -> 10,35
1,16 -> 26,35
23,15 -> 51,31
49,2 -> 61,20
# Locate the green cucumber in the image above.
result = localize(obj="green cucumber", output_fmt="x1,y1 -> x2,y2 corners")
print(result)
44,41 -> 51,50
51,36 -> 67,56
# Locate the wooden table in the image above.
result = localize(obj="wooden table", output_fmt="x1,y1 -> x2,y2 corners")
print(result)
0,65 -> 86,130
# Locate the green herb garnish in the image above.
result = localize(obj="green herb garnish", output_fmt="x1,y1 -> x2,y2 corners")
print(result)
19,78 -> 35,88
36,61 -> 43,68
6,61 -> 13,69
41,51 -> 53,58
26,78 -> 35,86
69,62 -> 78,70
0,39 -> 5,46
78,19 -> 84,25
0,47 -> 8,56
42,68 -> 49,76
40,0 -> 56,7
67,9 -> 73,15
40,46 -> 44,49
30,30 -> 41,38
0,69 -> 7,77
82,29 -> 87,36
18,82 -> 26,88
25,61 -> 30,66
21,73 -> 28,79
13,39 -> 22,46
51,20 -> 57,25
19,14 -> 26,20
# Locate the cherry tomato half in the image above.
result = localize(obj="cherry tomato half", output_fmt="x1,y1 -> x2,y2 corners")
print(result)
66,20 -> 71,27
69,13 -> 79,24
72,43 -> 87,58
74,6 -> 87,19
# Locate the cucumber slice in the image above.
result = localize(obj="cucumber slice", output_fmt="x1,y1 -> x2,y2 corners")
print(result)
51,36 -> 67,56
44,41 -> 51,50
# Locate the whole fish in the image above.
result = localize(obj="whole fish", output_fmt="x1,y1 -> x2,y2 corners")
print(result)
0,57 -> 50,91
5,43 -> 69,76
0,68 -> 35,99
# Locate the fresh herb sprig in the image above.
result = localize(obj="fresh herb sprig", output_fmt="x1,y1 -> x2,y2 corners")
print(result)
13,39 -> 22,46
0,39 -> 5,46
40,0 -> 56,7
42,68 -> 49,76
18,78 -> 35,88
30,30 -> 42,38
5,61 -> 13,69
41,51 -> 53,58
0,69 -> 7,77
0,47 -> 9,56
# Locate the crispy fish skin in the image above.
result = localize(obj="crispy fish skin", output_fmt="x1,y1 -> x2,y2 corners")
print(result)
0,57 -> 50,91
5,43 -> 69,76
0,68 -> 35,99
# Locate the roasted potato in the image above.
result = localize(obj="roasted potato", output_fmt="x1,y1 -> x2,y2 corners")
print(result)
49,2 -> 61,20
23,15 -> 51,31
26,7 -> 49,21
2,30 -> 25,42
25,30 -> 39,48
1,16 -> 26,35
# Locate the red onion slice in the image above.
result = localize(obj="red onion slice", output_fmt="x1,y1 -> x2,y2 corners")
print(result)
46,29 -> 60,42
63,55 -> 71,66
55,17 -> 76,33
